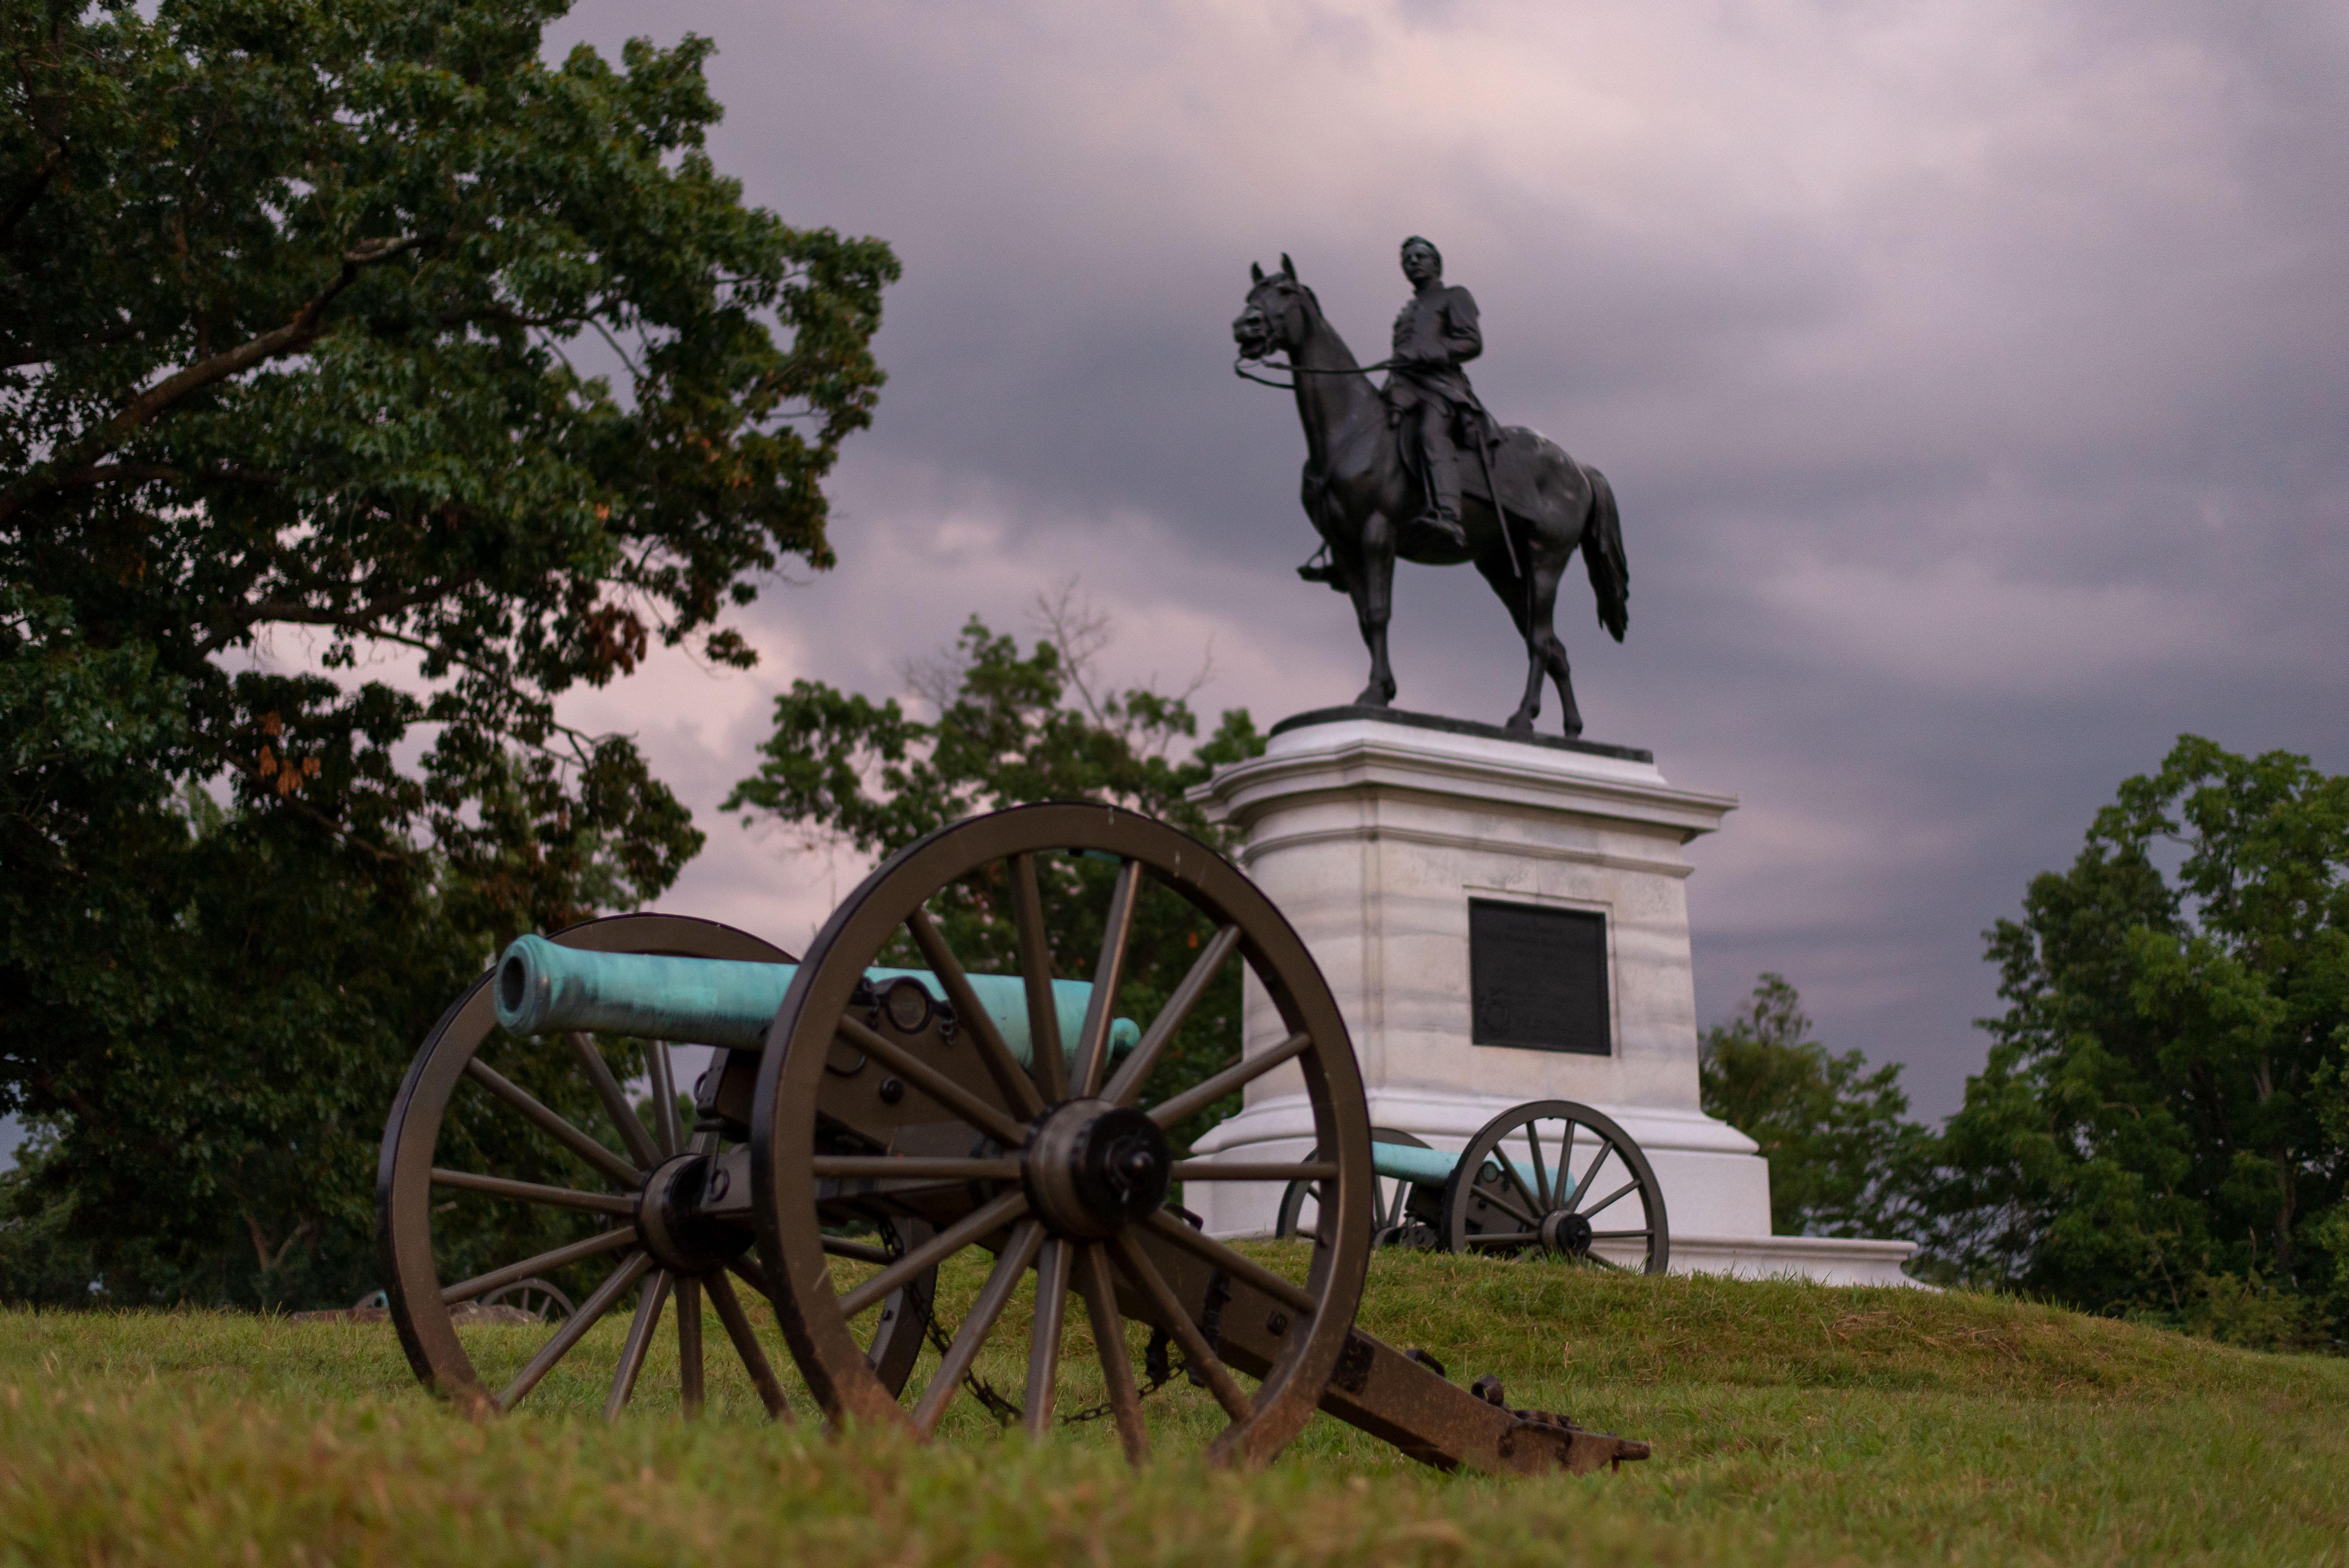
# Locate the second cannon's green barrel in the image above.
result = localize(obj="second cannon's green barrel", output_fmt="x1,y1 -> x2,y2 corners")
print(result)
492,933 -> 1139,1062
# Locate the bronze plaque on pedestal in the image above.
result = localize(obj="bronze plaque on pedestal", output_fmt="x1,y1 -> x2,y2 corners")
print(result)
1468,899 -> 1610,1055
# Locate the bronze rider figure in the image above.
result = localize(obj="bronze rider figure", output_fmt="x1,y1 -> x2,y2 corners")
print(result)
1385,235 -> 1483,552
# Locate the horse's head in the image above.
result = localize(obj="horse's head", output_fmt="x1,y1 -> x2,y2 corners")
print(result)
1232,253 -> 1314,360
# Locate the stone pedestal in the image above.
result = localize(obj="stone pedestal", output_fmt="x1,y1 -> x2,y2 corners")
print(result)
1184,706 -> 1916,1287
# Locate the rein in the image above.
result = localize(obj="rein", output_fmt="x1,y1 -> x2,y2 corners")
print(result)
1233,354 -> 1399,390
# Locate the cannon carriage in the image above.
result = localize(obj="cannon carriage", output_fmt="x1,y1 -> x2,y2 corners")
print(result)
376,802 -> 1649,1474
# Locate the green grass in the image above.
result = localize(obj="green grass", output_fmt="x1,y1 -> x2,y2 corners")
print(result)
3,1245 -> 2344,1566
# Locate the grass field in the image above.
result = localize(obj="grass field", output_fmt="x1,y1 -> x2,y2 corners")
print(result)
3,1245 -> 2344,1566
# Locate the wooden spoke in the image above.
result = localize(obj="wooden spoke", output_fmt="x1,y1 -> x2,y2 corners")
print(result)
440,1225 -> 637,1305
1167,1160 -> 1338,1183
603,1267 -> 671,1419
705,1269 -> 791,1420
834,1013 -> 1029,1149
1075,1242 -> 1149,1464
1104,924 -> 1239,1107
1147,1031 -> 1312,1130
1070,859 -> 1142,1098
1570,1144 -> 1615,1212
727,1253 -> 776,1302
495,1250 -> 652,1413
1009,852 -> 1067,1102
648,1041 -> 682,1160
1556,1122 -> 1577,1204
676,1275 -> 704,1418
909,1221 -> 1045,1436
812,1155 -> 1024,1182
430,1167 -> 636,1217
1580,1177 -> 1643,1220
1589,1228 -> 1655,1241
905,906 -> 1046,1120
1497,1158 -> 1547,1222
1106,1231 -> 1253,1424
1022,1238 -> 1073,1439
566,1032 -> 663,1171
1383,1178 -> 1410,1230
1468,1180 -> 1543,1230
835,1188 -> 1028,1319
463,1057 -> 641,1187
1142,1208 -> 1317,1315
1525,1123 -> 1552,1210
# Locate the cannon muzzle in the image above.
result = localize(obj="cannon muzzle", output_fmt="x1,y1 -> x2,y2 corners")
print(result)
493,933 -> 1139,1060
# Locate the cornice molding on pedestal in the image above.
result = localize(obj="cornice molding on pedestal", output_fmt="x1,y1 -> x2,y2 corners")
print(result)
1190,716 -> 1738,843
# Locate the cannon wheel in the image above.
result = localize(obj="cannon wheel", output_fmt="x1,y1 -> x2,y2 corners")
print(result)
478,1276 -> 576,1322
1271,1128 -> 1429,1243
752,802 -> 1376,1469
1439,1100 -> 1669,1273
376,913 -> 932,1417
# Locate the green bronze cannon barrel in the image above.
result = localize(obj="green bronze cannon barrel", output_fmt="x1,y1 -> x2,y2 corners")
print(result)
492,933 -> 1139,1060
1371,1140 -> 1555,1197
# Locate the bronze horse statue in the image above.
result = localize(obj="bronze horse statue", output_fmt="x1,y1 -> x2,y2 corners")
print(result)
1231,255 -> 1627,736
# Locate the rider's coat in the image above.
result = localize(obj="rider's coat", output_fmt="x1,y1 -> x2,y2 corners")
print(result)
1383,282 -> 1486,429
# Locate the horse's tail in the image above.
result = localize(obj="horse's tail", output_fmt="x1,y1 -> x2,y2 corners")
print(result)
1581,463 -> 1629,641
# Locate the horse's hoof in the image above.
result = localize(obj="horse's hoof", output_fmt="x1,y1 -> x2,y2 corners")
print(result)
1504,714 -> 1536,735
1355,687 -> 1394,708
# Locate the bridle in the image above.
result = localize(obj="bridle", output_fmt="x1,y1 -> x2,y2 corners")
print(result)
1233,287 -> 1399,389
1232,353 -> 1400,390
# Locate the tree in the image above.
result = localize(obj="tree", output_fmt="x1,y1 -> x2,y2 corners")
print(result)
1,0 -> 895,1304
1926,736 -> 2349,1347
724,600 -> 1264,1152
1699,973 -> 1933,1239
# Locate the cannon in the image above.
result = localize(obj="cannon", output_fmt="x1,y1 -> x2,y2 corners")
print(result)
1269,1104 -> 1670,1273
377,802 -> 1650,1474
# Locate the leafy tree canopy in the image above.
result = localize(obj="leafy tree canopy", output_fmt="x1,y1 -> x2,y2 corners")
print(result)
724,601 -> 1264,1151
1928,736 -> 2349,1347
1,0 -> 895,1305
1700,973 -> 1934,1240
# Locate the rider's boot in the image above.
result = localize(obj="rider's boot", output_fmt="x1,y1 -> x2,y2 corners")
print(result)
1415,442 -> 1469,551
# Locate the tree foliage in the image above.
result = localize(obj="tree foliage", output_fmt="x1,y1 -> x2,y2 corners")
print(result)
1926,736 -> 2349,1347
0,0 -> 894,1304
1700,973 -> 1933,1240
724,606 -> 1264,1152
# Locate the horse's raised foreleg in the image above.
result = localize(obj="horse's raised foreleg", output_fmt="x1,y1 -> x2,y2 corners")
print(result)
1350,515 -> 1399,706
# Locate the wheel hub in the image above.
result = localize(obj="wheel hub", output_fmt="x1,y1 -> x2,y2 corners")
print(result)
636,1153 -> 750,1274
1022,1099 -> 1172,1239
1538,1207 -> 1594,1256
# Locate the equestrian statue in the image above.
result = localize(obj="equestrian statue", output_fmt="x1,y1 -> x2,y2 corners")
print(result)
1231,238 -> 1627,737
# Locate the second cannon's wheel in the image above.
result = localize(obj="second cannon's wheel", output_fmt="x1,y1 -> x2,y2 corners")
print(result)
1273,1129 -> 1431,1246
752,802 -> 1376,1469
1439,1100 -> 1670,1273
478,1276 -> 576,1322
375,913 -> 933,1418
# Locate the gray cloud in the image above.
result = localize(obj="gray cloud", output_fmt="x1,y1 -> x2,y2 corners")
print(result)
546,0 -> 2349,1116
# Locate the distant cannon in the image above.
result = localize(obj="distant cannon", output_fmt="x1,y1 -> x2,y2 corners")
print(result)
377,803 -> 1651,1475
1271,1103 -> 1669,1272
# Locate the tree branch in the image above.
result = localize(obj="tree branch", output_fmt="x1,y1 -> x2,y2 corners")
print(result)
0,234 -> 432,524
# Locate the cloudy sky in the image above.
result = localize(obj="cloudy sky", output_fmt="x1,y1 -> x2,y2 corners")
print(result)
542,0 -> 2349,1119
